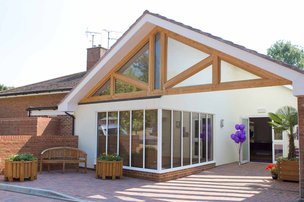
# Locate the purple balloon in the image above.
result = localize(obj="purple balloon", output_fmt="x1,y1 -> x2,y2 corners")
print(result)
235,124 -> 240,130
239,124 -> 245,131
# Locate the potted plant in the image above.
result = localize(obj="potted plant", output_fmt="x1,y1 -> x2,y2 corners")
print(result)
96,153 -> 123,180
268,106 -> 299,182
266,164 -> 278,179
4,153 -> 38,182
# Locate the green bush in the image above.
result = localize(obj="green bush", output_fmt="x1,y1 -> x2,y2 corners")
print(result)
8,153 -> 37,161
98,153 -> 121,161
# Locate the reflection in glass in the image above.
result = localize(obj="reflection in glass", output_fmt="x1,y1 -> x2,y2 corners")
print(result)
162,110 -> 171,169
154,33 -> 161,89
192,113 -> 199,164
131,110 -> 144,168
93,80 -> 110,96
97,112 -> 107,156
173,111 -> 181,167
183,112 -> 191,166
200,114 -> 207,163
145,110 -> 158,169
119,43 -> 149,83
274,144 -> 283,160
119,111 -> 130,166
107,112 -> 118,154
208,115 -> 214,161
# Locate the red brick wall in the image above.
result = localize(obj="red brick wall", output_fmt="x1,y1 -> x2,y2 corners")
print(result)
58,115 -> 73,136
0,93 -> 66,118
298,97 -> 304,198
123,163 -> 215,181
0,117 -> 61,136
0,135 -> 78,172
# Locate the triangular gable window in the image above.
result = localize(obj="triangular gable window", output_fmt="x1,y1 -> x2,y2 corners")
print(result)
115,79 -> 142,94
93,80 -> 110,96
118,43 -> 149,83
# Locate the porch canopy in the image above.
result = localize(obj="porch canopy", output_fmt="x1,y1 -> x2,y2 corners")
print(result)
58,11 -> 304,198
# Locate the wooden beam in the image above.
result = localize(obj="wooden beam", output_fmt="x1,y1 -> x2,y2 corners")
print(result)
165,78 -> 291,95
212,55 -> 221,85
164,56 -> 213,89
113,73 -> 148,90
160,31 -> 167,89
110,76 -> 114,96
149,34 -> 155,92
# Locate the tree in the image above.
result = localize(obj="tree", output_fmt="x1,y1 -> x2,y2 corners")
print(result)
0,84 -> 13,92
268,106 -> 298,159
267,40 -> 304,70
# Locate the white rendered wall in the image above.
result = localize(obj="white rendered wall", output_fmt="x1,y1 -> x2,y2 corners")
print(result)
75,85 -> 296,168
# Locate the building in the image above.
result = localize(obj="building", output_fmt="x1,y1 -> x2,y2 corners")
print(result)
57,11 -> 304,182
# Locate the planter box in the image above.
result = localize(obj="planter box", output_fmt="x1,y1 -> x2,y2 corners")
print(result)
96,160 -> 123,180
278,160 -> 299,182
4,160 -> 38,182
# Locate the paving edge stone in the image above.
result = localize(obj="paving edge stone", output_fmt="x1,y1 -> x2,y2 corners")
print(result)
0,183 -> 91,202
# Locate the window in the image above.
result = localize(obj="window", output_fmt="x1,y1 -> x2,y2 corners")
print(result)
107,112 -> 118,154
208,115 -> 213,161
173,111 -> 181,167
154,33 -> 161,89
119,111 -> 130,166
118,43 -> 149,83
162,110 -> 171,169
183,112 -> 191,166
115,80 -> 141,94
145,110 -> 158,169
192,112 -> 199,164
200,113 -> 207,163
97,112 -> 107,156
131,110 -> 144,168
93,80 -> 110,96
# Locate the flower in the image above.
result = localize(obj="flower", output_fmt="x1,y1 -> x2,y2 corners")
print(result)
266,164 -> 278,175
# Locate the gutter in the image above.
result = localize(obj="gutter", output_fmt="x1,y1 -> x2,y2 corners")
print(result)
65,112 -> 75,136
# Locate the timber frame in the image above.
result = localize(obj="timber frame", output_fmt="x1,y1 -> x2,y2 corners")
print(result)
80,27 -> 291,104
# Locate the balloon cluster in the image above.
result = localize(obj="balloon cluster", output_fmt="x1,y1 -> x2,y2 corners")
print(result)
230,124 -> 246,143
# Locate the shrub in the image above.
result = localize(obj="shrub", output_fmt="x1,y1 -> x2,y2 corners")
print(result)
8,153 -> 37,161
98,153 -> 121,161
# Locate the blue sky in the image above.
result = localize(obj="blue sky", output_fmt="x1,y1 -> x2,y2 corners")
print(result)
0,0 -> 303,87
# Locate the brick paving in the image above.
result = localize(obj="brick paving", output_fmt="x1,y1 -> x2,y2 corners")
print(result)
0,162 -> 299,201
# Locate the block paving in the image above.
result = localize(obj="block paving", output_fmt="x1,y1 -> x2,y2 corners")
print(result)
0,162 -> 299,201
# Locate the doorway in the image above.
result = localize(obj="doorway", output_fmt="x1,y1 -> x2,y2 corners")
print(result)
249,117 -> 272,162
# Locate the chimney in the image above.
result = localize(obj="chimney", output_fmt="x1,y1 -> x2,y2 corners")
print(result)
86,46 -> 107,71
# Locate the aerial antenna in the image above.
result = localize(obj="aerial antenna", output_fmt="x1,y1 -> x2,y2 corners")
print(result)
102,29 -> 122,49
85,29 -> 102,47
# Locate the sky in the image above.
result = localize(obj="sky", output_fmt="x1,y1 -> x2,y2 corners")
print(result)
0,0 -> 304,87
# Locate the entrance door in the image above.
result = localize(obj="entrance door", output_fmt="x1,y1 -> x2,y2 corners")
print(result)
241,118 -> 250,164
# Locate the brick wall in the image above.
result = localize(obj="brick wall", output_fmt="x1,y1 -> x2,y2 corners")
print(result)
0,135 -> 78,172
123,163 -> 215,181
58,115 -> 73,136
0,117 -> 61,136
298,97 -> 304,198
0,93 -> 66,118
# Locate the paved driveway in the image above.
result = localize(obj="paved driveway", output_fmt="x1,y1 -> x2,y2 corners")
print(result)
0,162 -> 299,201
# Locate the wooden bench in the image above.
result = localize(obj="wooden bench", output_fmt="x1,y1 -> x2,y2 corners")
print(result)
40,147 -> 87,173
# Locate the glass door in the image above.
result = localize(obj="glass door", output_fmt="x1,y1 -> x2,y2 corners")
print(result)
241,118 -> 250,164
272,130 -> 284,163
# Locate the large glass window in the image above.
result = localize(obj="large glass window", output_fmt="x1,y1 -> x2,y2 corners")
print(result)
200,114 -> 207,163
97,112 -> 107,156
118,43 -> 149,83
145,110 -> 158,169
93,80 -> 110,96
192,112 -> 199,164
173,111 -> 181,167
119,111 -> 130,166
183,112 -> 191,166
208,115 -> 213,161
154,33 -> 161,89
162,110 -> 171,169
131,110 -> 144,168
115,80 -> 141,94
107,112 -> 118,154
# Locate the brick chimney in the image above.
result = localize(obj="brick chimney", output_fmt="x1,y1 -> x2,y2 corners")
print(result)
86,46 -> 107,71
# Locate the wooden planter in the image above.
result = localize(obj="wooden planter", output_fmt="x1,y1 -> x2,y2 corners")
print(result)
4,160 -> 38,182
96,160 -> 123,180
278,160 -> 299,182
